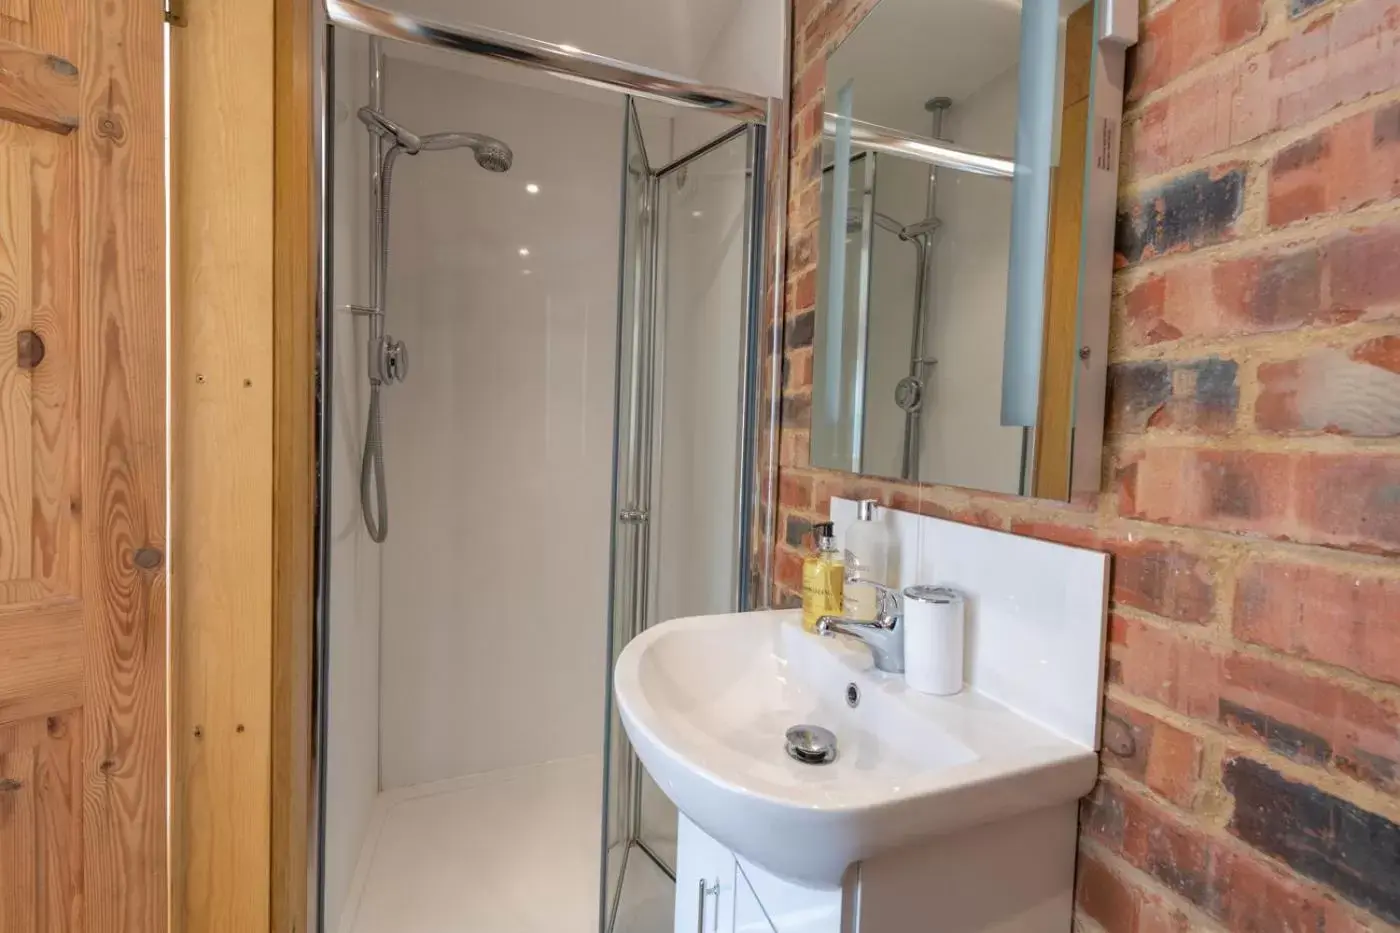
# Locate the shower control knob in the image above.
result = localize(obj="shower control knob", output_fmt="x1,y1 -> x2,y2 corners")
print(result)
383,338 -> 409,384
895,376 -> 923,413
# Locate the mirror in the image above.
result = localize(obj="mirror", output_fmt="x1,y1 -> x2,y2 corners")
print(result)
810,0 -> 1130,498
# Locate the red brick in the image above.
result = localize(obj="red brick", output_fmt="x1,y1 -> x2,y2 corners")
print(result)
1109,614 -> 1224,717
1256,338 -> 1400,437
1110,538 -> 1218,624
1117,447 -> 1400,554
784,348 -> 813,393
1128,0 -> 1265,100
1268,0 -> 1400,130
1268,103 -> 1400,226
1116,165 -> 1246,264
779,427 -> 809,468
774,544 -> 804,592
1220,651 -> 1400,793
1010,520 -> 1103,549
1088,778 -> 1359,931
1119,245 -> 1331,348
1077,851 -> 1142,932
1328,224 -> 1400,313
1102,698 -> 1206,806
1108,357 -> 1240,435
791,58 -> 825,114
778,470 -> 813,511
1234,560 -> 1400,688
1213,846 -> 1332,933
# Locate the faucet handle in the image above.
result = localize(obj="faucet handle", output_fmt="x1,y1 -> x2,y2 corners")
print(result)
848,572 -> 903,620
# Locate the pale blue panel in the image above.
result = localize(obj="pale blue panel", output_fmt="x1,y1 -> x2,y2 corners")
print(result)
824,82 -> 855,462
1001,0 -> 1060,427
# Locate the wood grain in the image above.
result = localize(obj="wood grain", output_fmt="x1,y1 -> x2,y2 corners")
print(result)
77,0 -> 168,929
271,1 -> 316,930
0,39 -> 77,135
0,1 -> 167,929
1033,2 -> 1094,500
170,0 -> 276,930
0,605 -> 80,725
0,709 -> 82,933
0,744 -> 37,932
0,141 -> 33,582
0,0 -> 29,26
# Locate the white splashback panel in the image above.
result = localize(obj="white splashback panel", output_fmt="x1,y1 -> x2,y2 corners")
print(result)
830,498 -> 1108,749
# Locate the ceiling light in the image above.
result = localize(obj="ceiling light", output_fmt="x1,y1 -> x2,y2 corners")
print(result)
692,210 -> 703,218
526,183 -> 540,194
518,247 -> 531,257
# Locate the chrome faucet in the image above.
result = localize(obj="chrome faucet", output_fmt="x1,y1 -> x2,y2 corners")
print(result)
816,579 -> 904,673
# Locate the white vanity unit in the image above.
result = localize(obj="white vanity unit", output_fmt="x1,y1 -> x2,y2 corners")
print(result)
613,501 -> 1109,932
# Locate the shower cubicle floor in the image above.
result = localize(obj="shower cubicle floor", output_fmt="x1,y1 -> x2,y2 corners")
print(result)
339,754 -> 673,933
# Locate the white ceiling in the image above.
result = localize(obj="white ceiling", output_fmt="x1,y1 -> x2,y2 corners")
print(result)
828,0 -> 1024,132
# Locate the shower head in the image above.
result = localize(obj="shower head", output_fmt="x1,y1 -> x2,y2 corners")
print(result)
418,132 -> 514,172
358,107 -> 422,153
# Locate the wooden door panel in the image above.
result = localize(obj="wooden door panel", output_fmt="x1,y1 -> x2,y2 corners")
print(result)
0,711 -> 82,933
0,0 -> 166,930
0,121 -> 80,610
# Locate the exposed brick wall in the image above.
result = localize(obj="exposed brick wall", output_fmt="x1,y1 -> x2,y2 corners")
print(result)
775,0 -> 1400,928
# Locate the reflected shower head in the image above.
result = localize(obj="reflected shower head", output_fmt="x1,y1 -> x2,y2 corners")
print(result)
357,108 -> 514,172
418,132 -> 514,172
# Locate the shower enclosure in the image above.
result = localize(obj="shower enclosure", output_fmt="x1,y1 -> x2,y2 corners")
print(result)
314,3 -> 785,932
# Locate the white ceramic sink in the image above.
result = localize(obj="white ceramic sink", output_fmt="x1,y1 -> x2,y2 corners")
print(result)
614,609 -> 1098,887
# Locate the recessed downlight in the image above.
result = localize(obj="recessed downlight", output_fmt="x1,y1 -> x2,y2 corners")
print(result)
518,247 -> 531,257
525,183 -> 540,194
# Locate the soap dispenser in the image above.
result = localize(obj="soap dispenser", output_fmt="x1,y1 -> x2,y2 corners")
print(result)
801,522 -> 844,633
843,499 -> 892,621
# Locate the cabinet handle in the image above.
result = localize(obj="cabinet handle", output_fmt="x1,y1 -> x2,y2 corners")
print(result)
696,878 -> 720,933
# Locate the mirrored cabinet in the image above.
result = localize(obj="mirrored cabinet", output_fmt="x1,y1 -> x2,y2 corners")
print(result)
811,0 -> 1137,499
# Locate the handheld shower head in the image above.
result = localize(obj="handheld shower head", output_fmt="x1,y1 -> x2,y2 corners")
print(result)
357,107 -> 422,153
418,132 -> 514,172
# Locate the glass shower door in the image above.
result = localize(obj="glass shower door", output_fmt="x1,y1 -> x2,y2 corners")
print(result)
602,101 -> 765,932
601,99 -> 656,933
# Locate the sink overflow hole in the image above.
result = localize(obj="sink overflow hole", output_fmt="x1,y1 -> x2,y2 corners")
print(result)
846,683 -> 860,708
785,725 -> 837,766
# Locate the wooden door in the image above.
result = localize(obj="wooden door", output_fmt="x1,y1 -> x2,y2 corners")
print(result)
0,1 -> 167,931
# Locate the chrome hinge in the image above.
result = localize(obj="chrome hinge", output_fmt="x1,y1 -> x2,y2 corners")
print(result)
164,0 -> 187,27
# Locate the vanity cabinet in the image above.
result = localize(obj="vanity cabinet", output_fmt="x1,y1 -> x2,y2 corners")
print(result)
675,815 -> 840,933
676,814 -> 738,933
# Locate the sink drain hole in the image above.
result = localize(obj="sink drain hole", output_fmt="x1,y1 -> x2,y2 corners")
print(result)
786,725 -> 837,765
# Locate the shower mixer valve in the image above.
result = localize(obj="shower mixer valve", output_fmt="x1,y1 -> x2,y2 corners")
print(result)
371,334 -> 409,384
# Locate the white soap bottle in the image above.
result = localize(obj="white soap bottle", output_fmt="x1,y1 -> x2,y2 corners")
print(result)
843,499 -> 892,621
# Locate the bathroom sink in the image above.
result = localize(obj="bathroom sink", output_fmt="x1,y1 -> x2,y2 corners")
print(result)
613,609 -> 1098,886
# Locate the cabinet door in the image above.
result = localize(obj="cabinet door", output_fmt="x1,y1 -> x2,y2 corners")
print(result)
675,815 -> 736,933
733,863 -> 779,933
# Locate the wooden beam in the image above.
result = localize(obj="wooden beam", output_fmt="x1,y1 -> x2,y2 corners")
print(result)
170,0 -> 275,930
271,0 -> 317,930
0,39 -> 77,134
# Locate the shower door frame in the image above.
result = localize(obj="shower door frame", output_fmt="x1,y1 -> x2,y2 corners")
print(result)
311,3 -> 791,932
607,109 -> 769,922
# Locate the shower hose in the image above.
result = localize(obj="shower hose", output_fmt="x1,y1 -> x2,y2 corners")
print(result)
360,143 -> 403,544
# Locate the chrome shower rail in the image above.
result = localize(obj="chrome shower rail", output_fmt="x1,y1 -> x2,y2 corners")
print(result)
325,0 -> 769,121
825,113 -> 1016,178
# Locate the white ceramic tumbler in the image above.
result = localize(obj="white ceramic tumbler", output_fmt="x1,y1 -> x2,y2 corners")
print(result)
902,585 -> 965,695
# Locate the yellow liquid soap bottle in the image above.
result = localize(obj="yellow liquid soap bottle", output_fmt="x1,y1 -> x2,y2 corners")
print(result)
801,522 -> 844,633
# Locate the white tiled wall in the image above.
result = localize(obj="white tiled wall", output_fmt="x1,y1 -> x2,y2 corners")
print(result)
831,498 -> 1108,749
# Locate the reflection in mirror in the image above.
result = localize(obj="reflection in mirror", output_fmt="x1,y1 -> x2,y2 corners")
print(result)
811,0 -> 1119,499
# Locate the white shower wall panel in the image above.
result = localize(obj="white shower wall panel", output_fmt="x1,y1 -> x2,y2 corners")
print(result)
378,60 -> 624,789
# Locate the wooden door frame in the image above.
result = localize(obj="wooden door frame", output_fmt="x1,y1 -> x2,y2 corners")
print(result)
169,0 -> 317,930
